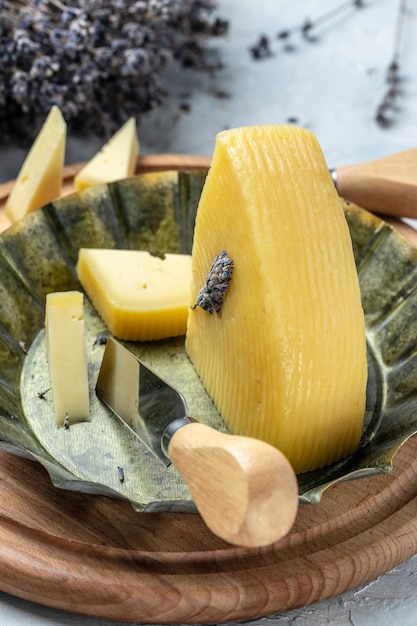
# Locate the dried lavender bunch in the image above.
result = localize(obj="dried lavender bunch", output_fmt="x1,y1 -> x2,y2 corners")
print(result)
0,0 -> 228,144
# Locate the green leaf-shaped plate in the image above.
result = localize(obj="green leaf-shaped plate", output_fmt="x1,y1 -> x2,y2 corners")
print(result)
0,167 -> 416,510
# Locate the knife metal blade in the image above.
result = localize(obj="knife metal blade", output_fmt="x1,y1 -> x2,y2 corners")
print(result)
95,336 -> 190,466
95,337 -> 299,548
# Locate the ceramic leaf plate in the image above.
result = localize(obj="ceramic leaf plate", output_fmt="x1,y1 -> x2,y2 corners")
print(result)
0,168 -> 416,511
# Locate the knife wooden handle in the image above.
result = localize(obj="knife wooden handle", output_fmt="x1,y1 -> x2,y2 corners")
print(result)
332,148 -> 417,218
167,421 -> 298,548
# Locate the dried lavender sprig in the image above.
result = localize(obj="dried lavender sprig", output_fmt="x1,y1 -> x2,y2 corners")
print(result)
0,0 -> 228,144
250,35 -> 272,60
277,0 -> 365,44
250,0 -> 365,60
192,250 -> 234,316
375,0 -> 408,128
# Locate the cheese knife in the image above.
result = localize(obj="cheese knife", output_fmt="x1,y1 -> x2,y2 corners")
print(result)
95,337 -> 298,548
330,147 -> 417,219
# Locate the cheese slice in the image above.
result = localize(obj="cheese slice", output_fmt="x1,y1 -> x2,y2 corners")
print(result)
76,249 -> 192,341
74,118 -> 139,190
185,125 -> 367,474
45,291 -> 90,427
5,106 -> 66,223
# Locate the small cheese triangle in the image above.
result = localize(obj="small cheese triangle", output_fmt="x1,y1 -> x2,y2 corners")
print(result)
5,106 -> 66,223
76,248 -> 192,341
74,118 -> 139,190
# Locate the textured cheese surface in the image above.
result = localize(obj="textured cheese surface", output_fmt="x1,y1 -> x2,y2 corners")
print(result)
45,291 -> 90,427
74,117 -> 139,190
185,125 -> 368,474
76,249 -> 192,341
5,106 -> 66,222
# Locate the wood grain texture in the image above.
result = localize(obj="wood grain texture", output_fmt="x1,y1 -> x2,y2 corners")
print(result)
334,148 -> 417,219
0,437 -> 417,623
168,421 -> 299,547
1,154 -> 417,623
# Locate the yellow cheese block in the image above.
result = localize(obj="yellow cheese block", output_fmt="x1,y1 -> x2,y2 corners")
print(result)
5,106 -> 66,223
76,249 -> 192,341
45,291 -> 90,427
74,118 -> 139,190
185,125 -> 367,474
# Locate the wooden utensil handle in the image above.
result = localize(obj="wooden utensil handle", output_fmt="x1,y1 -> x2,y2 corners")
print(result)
168,421 -> 298,547
333,148 -> 417,218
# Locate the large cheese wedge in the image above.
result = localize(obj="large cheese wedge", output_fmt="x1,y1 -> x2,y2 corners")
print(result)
74,118 -> 139,190
185,125 -> 367,474
76,249 -> 192,341
45,291 -> 90,427
5,106 -> 66,223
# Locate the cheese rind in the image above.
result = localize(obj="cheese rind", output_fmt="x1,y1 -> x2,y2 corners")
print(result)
185,125 -> 368,474
5,106 -> 66,223
74,118 -> 139,190
76,249 -> 192,341
45,291 -> 90,427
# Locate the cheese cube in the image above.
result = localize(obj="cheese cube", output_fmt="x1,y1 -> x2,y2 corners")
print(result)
74,118 -> 139,190
45,291 -> 90,427
185,125 -> 368,474
5,106 -> 66,223
76,249 -> 192,341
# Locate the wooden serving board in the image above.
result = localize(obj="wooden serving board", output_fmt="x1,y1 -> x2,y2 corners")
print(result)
1,156 -> 417,623
1,437 -> 417,623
